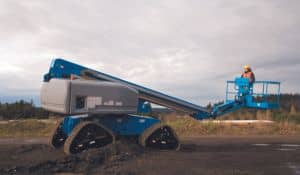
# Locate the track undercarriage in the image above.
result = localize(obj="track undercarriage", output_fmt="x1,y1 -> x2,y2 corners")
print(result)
49,116 -> 180,155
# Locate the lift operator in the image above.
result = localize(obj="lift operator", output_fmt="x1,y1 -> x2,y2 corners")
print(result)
242,65 -> 255,85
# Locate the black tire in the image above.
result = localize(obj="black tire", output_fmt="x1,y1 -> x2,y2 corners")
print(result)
139,123 -> 180,150
49,119 -> 68,149
64,121 -> 115,155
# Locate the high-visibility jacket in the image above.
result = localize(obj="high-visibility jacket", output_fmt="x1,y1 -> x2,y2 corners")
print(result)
241,71 -> 255,83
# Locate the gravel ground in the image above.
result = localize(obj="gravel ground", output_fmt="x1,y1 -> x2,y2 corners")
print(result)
0,136 -> 300,175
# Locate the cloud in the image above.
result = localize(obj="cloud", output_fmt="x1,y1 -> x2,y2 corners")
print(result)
0,0 -> 299,105
0,63 -> 23,74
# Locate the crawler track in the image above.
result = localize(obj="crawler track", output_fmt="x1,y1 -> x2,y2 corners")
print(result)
139,123 -> 180,150
64,121 -> 115,155
49,119 -> 68,149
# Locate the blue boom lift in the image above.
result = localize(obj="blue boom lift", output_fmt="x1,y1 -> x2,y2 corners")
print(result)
41,58 -> 280,155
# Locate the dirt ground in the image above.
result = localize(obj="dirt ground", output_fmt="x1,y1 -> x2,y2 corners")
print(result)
0,136 -> 300,175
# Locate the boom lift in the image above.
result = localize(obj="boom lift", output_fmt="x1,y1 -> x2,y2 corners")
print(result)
41,59 -> 280,154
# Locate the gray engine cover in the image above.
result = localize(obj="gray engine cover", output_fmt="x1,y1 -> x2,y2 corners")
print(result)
40,79 -> 138,115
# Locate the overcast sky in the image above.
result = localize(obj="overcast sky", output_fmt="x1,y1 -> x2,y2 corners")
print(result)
0,0 -> 299,105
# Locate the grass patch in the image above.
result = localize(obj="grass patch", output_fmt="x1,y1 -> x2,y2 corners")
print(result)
0,119 -> 55,138
166,117 -> 300,136
1,117 -> 300,138
273,113 -> 300,124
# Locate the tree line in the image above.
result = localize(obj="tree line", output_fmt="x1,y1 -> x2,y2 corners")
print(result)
0,100 -> 49,120
0,93 -> 299,120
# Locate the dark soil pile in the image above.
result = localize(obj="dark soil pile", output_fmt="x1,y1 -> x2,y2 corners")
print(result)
0,139 -> 144,175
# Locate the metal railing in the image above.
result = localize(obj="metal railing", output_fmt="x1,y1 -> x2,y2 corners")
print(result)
226,78 -> 280,107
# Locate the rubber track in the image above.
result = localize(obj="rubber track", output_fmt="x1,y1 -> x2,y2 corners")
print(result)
64,121 -> 115,155
48,119 -> 67,149
139,123 -> 180,151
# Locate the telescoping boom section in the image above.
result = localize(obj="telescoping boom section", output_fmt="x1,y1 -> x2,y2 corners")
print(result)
44,58 -> 210,119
